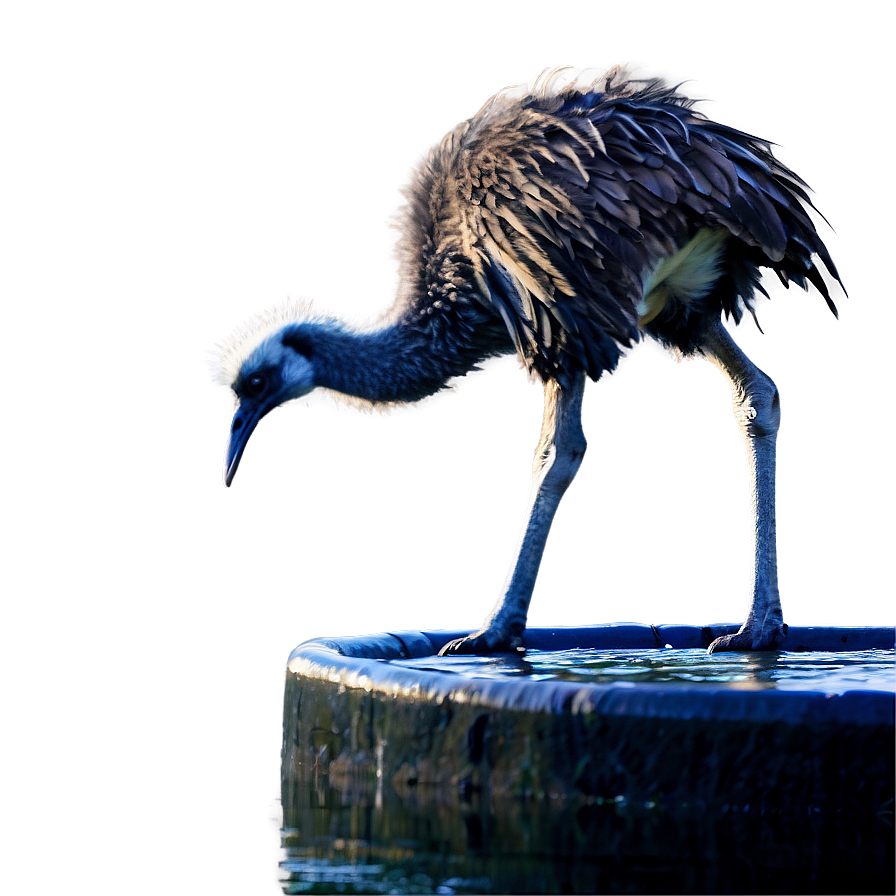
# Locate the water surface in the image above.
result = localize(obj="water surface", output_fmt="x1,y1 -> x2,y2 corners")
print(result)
395,647 -> 895,694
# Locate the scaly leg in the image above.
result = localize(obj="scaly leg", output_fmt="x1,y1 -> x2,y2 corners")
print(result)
440,372 -> 587,655
699,319 -> 786,653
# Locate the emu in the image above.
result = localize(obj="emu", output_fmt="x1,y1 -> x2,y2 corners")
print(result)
218,68 -> 842,655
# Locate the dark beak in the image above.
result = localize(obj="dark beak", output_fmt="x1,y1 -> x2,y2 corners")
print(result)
224,405 -> 264,487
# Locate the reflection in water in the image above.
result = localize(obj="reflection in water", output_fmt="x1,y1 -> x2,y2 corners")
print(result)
281,778 -> 894,894
394,647 -> 896,693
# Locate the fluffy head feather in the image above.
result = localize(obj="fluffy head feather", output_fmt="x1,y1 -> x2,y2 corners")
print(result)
212,298 -> 327,388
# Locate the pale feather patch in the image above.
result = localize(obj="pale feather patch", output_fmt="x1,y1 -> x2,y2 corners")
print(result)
534,65 -> 574,95
638,229 -> 729,326
316,382 -> 458,416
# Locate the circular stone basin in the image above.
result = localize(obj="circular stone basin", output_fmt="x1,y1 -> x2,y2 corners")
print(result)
281,625 -> 895,894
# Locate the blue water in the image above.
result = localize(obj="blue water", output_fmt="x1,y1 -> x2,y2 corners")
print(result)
397,648 -> 896,694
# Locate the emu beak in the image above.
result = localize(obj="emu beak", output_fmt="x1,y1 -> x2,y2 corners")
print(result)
224,405 -> 263,487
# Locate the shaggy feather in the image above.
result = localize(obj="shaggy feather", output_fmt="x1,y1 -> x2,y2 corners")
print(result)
219,67 -> 843,396
213,298 -> 327,387
388,67 -> 842,386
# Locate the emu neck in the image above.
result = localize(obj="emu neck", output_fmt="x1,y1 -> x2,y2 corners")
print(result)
308,313 -> 502,404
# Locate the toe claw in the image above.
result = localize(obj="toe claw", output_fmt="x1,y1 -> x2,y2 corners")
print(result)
438,635 -> 492,656
438,636 -> 480,656
707,624 -> 787,654
438,630 -> 525,657
707,633 -> 738,654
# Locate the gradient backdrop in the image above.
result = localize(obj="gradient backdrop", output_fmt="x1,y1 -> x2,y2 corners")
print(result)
4,2 -> 891,893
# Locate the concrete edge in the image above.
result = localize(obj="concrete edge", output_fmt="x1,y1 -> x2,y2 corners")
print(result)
285,624 -> 895,727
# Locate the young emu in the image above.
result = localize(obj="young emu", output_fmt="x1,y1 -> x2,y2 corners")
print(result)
218,68 -> 842,655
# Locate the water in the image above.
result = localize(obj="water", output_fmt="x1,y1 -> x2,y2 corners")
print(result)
394,647 -> 896,694
281,646 -> 895,893
281,784 -> 894,894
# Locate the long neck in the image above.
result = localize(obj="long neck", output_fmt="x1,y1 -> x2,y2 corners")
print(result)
299,307 -> 511,404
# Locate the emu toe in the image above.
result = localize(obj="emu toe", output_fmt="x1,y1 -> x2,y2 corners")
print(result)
439,628 -> 526,657
708,623 -> 788,654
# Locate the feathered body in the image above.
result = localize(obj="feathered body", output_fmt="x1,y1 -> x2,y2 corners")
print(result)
219,69 -> 839,402
388,66 -> 840,389
219,68 -> 843,655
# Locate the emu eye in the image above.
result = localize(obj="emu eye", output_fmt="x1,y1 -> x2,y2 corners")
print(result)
245,373 -> 267,397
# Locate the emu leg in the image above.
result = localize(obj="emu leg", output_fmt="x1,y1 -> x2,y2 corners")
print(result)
700,319 -> 786,653
439,372 -> 587,655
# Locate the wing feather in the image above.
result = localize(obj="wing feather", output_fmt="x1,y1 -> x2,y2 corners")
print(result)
402,72 -> 843,383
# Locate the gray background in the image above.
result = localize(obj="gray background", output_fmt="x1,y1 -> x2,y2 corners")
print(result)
0,2 -> 894,893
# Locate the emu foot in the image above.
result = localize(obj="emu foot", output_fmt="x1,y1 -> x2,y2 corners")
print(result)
708,622 -> 787,654
438,625 -> 526,657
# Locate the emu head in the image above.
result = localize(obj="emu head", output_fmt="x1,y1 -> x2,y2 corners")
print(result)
223,327 -> 315,486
